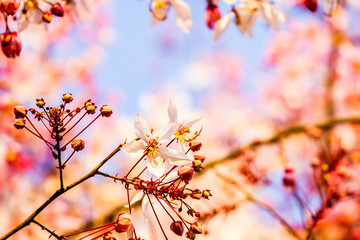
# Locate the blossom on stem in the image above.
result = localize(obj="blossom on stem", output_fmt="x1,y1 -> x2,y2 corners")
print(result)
124,113 -> 192,176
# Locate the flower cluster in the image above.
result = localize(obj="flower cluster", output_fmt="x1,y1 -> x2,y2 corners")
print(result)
13,94 -> 112,188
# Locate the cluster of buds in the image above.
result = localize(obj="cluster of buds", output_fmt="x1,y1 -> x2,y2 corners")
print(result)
0,0 -> 65,58
13,94 -> 112,185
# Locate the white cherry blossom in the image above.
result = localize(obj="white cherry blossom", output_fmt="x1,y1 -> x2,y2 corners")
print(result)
124,113 -> 192,177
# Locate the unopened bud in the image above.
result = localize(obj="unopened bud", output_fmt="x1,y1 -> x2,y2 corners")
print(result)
50,2 -> 64,17
0,32 -> 21,58
202,190 -> 211,199
71,138 -> 85,151
204,3 -> 221,29
303,0 -> 317,12
191,193 -> 202,200
36,98 -> 45,108
14,105 -> 27,118
100,105 -> 113,117
282,173 -> 295,187
194,153 -> 205,163
1,0 -> 20,15
189,141 -> 202,152
186,231 -> 196,240
14,118 -> 25,129
178,165 -> 194,182
115,213 -> 132,233
103,233 -> 116,240
170,221 -> 184,236
42,12 -> 53,23
193,160 -> 202,168
62,93 -> 73,103
86,104 -> 96,114
190,222 -> 202,234
195,212 -> 200,218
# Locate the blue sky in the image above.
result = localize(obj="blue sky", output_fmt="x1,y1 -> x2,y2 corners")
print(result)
96,0 -> 273,114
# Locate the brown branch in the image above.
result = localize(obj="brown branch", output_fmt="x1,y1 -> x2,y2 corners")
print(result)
200,117 -> 360,175
0,143 -> 124,240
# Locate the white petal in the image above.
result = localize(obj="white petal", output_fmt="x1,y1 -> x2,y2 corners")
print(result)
214,12 -> 235,41
172,0 -> 192,34
134,113 -> 151,141
181,116 -> 202,130
141,196 -> 149,222
261,3 -> 287,30
158,146 -> 192,165
125,192 -> 144,208
123,139 -> 147,158
155,123 -> 176,143
168,99 -> 178,123
235,8 -> 259,37
127,225 -> 135,239
162,171 -> 180,182
147,155 -> 166,177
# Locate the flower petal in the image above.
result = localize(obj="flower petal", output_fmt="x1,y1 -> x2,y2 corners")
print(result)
168,99 -> 178,123
125,192 -> 144,208
146,155 -> 166,177
214,12 -> 235,41
123,139 -> 147,158
134,113 -> 151,141
181,116 -> 202,130
158,146 -> 192,165
172,0 -> 192,34
223,0 -> 238,4
155,123 -> 175,143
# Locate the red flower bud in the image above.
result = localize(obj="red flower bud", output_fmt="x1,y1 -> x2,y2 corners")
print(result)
189,140 -> 202,152
50,3 -> 64,17
115,213 -> 132,233
1,0 -> 20,15
190,222 -> 202,234
194,153 -> 205,163
303,0 -> 317,12
71,138 -> 85,151
283,172 -> 295,187
178,165 -> 194,182
42,12 -> 53,23
170,221 -> 184,236
14,118 -> 25,129
62,93 -> 73,103
204,4 -> 221,29
0,32 -> 21,58
100,105 -> 113,117
14,105 -> 27,118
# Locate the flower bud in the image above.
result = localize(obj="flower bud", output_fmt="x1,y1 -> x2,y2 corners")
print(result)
193,160 -> 202,168
195,212 -> 200,218
204,3 -> 221,29
62,93 -> 73,103
50,3 -> 64,17
115,213 -> 132,233
103,233 -> 116,240
282,173 -> 295,187
178,165 -> 194,182
42,12 -> 53,23
190,222 -> 202,234
1,0 -> 20,15
0,32 -> 21,58
186,231 -> 196,240
191,193 -> 202,200
86,104 -> 96,114
14,118 -> 25,129
202,190 -> 211,199
71,138 -> 85,151
303,0 -> 317,12
100,105 -> 113,117
194,153 -> 205,163
36,98 -> 45,108
170,221 -> 184,236
189,141 -> 202,152
14,105 -> 27,118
